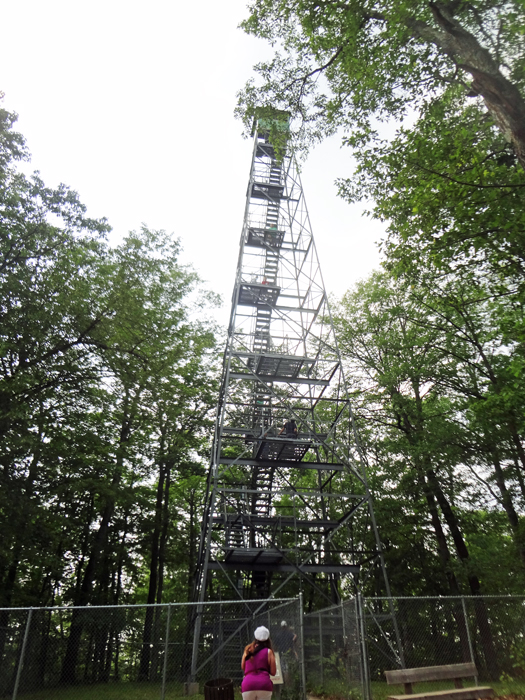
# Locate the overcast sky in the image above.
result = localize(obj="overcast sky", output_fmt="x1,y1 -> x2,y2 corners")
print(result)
0,0 -> 385,326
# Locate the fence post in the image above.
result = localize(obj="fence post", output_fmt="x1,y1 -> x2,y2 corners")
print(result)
341,601 -> 349,696
357,594 -> 371,700
298,592 -> 307,700
160,604 -> 172,700
460,597 -> 477,686
190,605 -> 203,682
318,611 -> 324,686
12,607 -> 33,700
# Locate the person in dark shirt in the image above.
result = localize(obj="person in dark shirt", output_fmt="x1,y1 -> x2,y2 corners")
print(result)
279,419 -> 297,439
273,621 -> 298,684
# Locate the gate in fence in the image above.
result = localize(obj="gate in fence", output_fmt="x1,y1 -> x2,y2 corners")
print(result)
303,598 -> 366,700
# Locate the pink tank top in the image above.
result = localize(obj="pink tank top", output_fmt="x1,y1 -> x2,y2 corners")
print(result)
241,647 -> 273,692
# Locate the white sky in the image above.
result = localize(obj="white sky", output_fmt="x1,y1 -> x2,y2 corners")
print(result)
0,0 -> 384,327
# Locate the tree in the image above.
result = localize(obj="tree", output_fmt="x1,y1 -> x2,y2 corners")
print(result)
0,102 -> 221,686
332,271 -> 525,674
59,228 -> 219,684
136,330 -> 217,681
333,273 -> 474,593
237,1 -> 525,167
404,275 -> 525,564
334,268 -> 525,582
0,102 -> 112,665
339,88 -> 525,291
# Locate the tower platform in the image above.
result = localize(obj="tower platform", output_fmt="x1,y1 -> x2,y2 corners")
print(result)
246,227 -> 285,249
237,283 -> 280,307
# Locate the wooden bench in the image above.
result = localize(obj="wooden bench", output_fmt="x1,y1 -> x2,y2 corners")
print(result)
384,662 -> 494,700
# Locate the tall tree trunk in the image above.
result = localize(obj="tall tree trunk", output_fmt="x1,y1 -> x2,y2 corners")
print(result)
407,2 -> 525,168
0,545 -> 22,666
60,409 -> 133,685
157,459 -> 172,605
114,514 -> 129,606
0,416 -> 44,664
137,458 -> 166,681
187,488 -> 196,604
182,485 -> 198,681
59,500 -> 115,684
423,486 -> 461,595
426,469 -> 498,678
490,448 -> 525,566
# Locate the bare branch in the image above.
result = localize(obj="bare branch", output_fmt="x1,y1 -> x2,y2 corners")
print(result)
284,45 -> 345,91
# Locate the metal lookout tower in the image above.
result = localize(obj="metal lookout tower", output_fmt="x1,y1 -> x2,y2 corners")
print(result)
190,110 -> 393,680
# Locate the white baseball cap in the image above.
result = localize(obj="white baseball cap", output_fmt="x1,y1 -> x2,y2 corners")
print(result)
254,626 -> 270,641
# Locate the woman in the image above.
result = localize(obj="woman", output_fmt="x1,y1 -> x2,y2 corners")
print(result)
241,626 -> 277,700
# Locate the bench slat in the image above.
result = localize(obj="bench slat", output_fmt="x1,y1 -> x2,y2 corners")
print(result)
388,687 -> 494,700
385,663 -> 478,685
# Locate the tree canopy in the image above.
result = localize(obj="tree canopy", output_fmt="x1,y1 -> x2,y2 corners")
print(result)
0,103 -> 220,620
236,0 -> 525,599
333,269 -> 525,597
237,0 -> 525,166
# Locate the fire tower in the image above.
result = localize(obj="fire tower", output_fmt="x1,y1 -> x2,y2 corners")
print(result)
192,111 -> 390,612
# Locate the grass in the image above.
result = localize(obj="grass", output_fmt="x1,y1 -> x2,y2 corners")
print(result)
17,684 -> 246,700
18,684 -> 203,700
15,679 -> 525,700
18,683 -> 186,700
308,679 -> 525,700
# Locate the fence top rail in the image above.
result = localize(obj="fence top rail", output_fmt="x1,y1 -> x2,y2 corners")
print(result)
367,595 -> 525,601
4,593 -> 523,614
0,597 -> 298,613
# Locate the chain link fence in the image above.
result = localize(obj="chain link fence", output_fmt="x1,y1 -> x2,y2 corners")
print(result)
3,595 -> 525,700
0,598 -> 304,700
365,596 -> 525,686
301,595 -> 525,700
